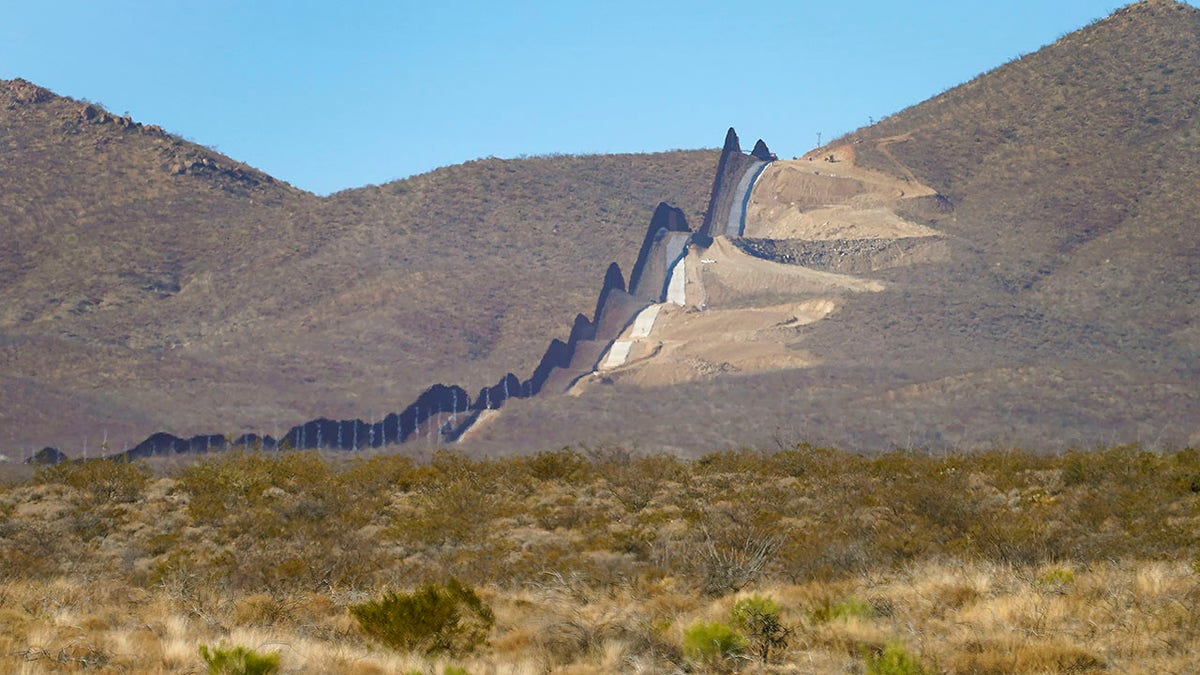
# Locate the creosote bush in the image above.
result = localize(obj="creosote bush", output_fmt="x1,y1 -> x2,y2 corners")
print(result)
731,594 -> 792,663
34,458 -> 151,505
865,640 -> 930,675
682,620 -> 746,666
198,642 -> 280,675
350,578 -> 495,656
811,596 -> 876,623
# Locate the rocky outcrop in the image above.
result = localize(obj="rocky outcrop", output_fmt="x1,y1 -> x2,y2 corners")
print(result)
279,383 -> 474,449
750,139 -> 775,161
733,236 -> 947,273
120,432 -> 230,459
3,78 -> 53,105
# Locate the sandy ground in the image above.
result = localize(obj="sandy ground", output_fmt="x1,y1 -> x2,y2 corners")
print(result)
571,239 -> 883,389
744,145 -> 939,241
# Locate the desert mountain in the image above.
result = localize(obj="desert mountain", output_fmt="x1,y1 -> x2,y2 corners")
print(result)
4,0 -> 1199,459
0,78 -> 715,456
462,0 -> 1200,453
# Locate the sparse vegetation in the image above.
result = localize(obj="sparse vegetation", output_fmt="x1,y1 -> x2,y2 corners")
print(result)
865,641 -> 930,675
682,620 -> 746,666
730,594 -> 791,663
0,444 -> 1197,671
350,579 -> 494,656
0,75 -> 718,453
198,642 -> 280,675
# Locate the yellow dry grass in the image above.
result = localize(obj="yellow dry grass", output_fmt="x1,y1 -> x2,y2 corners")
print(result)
2,446 -> 1198,672
1,559 -> 1196,673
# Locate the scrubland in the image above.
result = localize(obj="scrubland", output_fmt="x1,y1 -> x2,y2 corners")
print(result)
1,444 -> 1197,673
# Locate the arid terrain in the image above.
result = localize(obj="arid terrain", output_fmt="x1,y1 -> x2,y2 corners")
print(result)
1,2 -> 1199,673
3,0 -> 1199,458
2,445 -> 1199,673
463,0 -> 1200,454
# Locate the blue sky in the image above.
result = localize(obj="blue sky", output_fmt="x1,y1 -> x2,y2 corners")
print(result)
1,1 -> 1148,195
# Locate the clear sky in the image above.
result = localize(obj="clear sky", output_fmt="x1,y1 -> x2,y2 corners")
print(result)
1,1 -> 1150,195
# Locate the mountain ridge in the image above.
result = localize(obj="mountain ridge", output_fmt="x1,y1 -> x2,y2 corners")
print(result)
0,77 -> 718,456
3,0 -> 1199,457
459,0 -> 1200,453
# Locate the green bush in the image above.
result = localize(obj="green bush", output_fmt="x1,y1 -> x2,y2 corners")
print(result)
198,642 -> 280,675
1035,567 -> 1076,588
350,578 -> 494,655
811,596 -> 876,623
526,447 -> 590,483
866,640 -> 929,675
34,458 -> 151,504
682,620 -> 746,666
731,594 -> 791,663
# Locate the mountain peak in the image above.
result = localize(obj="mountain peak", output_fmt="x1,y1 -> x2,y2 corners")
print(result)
2,78 -> 55,105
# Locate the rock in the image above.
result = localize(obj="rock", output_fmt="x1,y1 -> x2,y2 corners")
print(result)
6,79 -> 53,105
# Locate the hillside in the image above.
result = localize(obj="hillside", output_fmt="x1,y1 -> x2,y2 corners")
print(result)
464,0 -> 1200,453
4,1 -> 1199,457
0,78 -> 716,455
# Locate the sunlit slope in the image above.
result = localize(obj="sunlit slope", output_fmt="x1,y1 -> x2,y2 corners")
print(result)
0,77 -> 717,452
465,2 -> 1200,453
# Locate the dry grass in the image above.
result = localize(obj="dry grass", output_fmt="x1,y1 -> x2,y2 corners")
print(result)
0,560 -> 1195,673
1,446 -> 1198,672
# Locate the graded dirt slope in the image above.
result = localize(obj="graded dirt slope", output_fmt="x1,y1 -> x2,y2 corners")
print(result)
745,150 -> 939,241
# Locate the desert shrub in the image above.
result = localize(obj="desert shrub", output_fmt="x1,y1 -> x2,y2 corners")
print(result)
198,642 -> 280,675
811,596 -> 876,623
339,453 -> 422,495
730,594 -> 791,663
34,458 -> 151,504
589,447 -> 684,512
767,442 -> 847,478
349,578 -> 494,655
0,522 -> 67,577
1035,567 -> 1076,588
171,451 -> 394,590
697,529 -> 781,595
177,451 -> 346,526
682,620 -> 746,666
176,452 -> 277,525
865,640 -> 929,675
391,477 -> 504,548
526,447 -> 590,484
695,449 -> 774,475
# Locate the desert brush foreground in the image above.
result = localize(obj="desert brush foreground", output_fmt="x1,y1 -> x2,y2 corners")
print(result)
1,445 -> 1198,673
